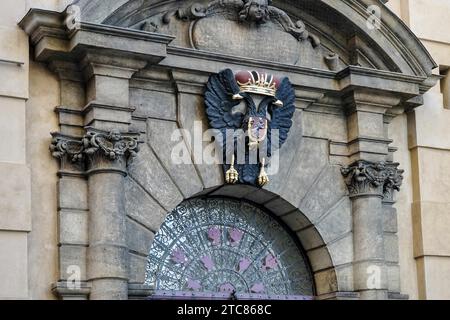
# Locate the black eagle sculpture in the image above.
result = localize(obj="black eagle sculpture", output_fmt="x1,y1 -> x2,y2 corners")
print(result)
205,69 -> 296,187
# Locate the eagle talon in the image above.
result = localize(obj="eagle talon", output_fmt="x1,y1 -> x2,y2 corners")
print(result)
226,155 -> 239,184
257,158 -> 270,187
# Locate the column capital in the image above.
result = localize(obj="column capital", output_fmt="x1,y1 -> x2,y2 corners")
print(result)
382,163 -> 404,203
50,128 -> 141,176
83,128 -> 140,175
341,161 -> 404,200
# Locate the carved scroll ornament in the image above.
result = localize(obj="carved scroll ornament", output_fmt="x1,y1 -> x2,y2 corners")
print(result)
50,129 -> 140,171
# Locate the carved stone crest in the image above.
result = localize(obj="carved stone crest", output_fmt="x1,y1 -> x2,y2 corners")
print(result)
167,0 -> 319,46
140,0 -> 334,66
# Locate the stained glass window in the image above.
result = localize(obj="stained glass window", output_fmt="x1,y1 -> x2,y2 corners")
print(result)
145,198 -> 314,297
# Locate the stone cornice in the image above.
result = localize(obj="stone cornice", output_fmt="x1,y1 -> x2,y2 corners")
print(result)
162,47 -> 432,106
19,8 -> 436,115
328,0 -> 437,76
19,9 -> 175,64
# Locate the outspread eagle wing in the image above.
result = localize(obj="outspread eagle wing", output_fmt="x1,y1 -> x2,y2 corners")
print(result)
267,77 -> 296,157
205,69 -> 243,140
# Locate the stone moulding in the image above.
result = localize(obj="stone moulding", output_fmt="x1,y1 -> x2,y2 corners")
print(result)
341,160 -> 404,200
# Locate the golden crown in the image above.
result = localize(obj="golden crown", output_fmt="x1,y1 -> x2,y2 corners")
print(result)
235,71 -> 280,97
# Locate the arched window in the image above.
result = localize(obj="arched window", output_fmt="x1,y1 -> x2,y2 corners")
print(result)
145,198 -> 314,300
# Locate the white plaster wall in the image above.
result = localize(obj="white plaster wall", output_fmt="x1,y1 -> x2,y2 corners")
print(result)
388,0 -> 450,300
0,0 -> 61,300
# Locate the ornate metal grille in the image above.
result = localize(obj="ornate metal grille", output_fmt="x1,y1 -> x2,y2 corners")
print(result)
145,198 -> 314,297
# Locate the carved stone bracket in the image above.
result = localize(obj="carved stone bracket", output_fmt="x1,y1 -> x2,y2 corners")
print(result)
50,128 -> 140,175
341,161 -> 404,200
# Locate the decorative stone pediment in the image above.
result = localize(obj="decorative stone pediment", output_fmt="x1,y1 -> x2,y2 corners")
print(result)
95,0 -> 339,70
135,0 -> 332,67
72,0 -> 437,77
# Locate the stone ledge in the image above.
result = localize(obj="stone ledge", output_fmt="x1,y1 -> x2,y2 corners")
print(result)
316,291 -> 360,300
128,283 -> 153,300
52,281 -> 91,300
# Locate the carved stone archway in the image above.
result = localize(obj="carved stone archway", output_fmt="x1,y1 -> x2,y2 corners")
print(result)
20,0 -> 437,300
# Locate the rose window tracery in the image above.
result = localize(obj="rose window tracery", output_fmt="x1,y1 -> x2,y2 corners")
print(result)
145,198 -> 314,297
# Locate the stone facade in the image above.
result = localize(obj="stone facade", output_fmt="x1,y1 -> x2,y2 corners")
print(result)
0,0 -> 449,300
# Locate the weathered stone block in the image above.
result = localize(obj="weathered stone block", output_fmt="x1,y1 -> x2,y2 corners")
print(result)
314,268 -> 338,295
59,245 -> 87,281
211,184 -> 255,199
58,177 -> 88,211
328,234 -> 353,266
129,253 -> 147,284
299,165 -> 347,223
177,92 -> 223,188
124,177 -> 167,232
352,261 -> 388,291
302,111 -> 347,142
87,244 -> 129,280
335,264 -> 354,292
147,118 -> 203,198
130,88 -> 177,121
383,205 -> 398,233
265,110 -> 302,193
128,144 -> 183,211
297,227 -> 324,251
384,233 -> 399,263
279,138 -> 328,207
307,246 -> 333,272
87,75 -> 129,107
316,197 -> 352,244
244,188 -> 277,204
387,263 -> 400,293
264,197 -> 296,216
281,211 -> 312,232
58,209 -> 88,245
126,218 -> 155,257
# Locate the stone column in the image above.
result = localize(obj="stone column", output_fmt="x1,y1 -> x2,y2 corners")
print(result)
79,53 -> 145,300
83,129 -> 140,300
342,161 -> 389,299
342,91 -> 403,300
